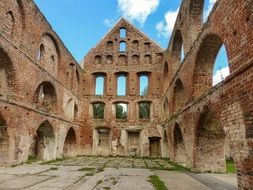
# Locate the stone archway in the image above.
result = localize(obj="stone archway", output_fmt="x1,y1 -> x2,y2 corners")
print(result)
174,123 -> 186,164
34,121 -> 56,161
194,106 -> 226,172
63,127 -> 77,157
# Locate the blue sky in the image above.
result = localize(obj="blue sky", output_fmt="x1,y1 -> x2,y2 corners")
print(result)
34,0 -> 229,85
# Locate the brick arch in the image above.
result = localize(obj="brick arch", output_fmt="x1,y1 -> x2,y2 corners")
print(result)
63,127 -> 77,157
64,99 -> 75,120
193,106 -> 226,172
0,113 -> 10,166
192,33 -> 228,98
172,79 -> 187,113
0,0 -> 25,41
37,33 -> 60,76
33,81 -> 57,113
164,61 -> 169,79
172,30 -> 184,73
0,46 -> 16,97
32,120 -> 56,161
173,123 -> 186,164
66,63 -> 80,91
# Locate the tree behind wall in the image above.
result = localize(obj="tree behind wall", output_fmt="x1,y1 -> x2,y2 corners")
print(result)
93,103 -> 105,119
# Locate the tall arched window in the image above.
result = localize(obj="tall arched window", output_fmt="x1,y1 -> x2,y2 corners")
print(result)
120,28 -> 126,38
33,81 -> 57,112
93,102 -> 105,119
115,103 -> 128,119
117,75 -> 127,96
119,41 -> 126,52
193,34 -> 230,98
95,76 -> 105,95
139,75 -> 149,96
138,101 -> 151,119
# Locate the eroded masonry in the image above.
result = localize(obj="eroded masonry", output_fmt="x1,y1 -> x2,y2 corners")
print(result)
0,0 -> 252,189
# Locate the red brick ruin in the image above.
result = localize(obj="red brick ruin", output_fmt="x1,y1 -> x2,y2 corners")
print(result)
0,0 -> 253,189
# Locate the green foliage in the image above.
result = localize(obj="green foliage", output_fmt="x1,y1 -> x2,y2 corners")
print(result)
78,167 -> 95,171
93,103 -> 105,119
139,102 -> 150,119
141,86 -> 148,96
226,160 -> 236,173
148,175 -> 168,190
116,104 -> 127,119
27,155 -> 37,164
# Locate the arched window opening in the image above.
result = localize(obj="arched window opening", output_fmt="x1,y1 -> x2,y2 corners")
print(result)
0,47 -> 14,97
212,45 -> 230,86
132,40 -> 139,50
132,55 -> 140,64
95,55 -> 102,64
34,82 -> 57,112
145,54 -> 151,64
33,121 -> 55,161
117,75 -> 127,96
65,99 -> 75,120
106,41 -> 113,51
195,107 -> 226,172
173,79 -> 187,113
193,34 -> 230,98
139,101 -> 151,119
144,42 -> 151,50
38,34 -> 59,76
4,11 -> 15,37
106,55 -> 113,64
63,127 -> 76,157
172,30 -> 184,65
120,28 -> 127,38
93,102 -> 105,119
115,103 -> 128,119
139,75 -> 149,96
95,76 -> 105,95
119,41 -> 127,52
174,124 -> 186,163
118,54 -> 127,65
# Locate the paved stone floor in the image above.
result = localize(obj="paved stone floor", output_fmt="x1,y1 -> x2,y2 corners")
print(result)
0,156 -> 237,190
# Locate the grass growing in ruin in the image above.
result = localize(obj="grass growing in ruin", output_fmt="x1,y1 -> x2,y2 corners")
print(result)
226,160 -> 236,173
27,156 -> 37,164
148,175 -> 168,190
78,167 -> 95,172
41,157 -> 68,165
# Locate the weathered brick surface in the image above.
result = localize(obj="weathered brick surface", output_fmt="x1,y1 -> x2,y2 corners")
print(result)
162,0 -> 253,189
0,0 -> 252,189
82,18 -> 164,157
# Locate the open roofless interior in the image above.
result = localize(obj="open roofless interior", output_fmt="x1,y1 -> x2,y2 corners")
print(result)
0,0 -> 252,189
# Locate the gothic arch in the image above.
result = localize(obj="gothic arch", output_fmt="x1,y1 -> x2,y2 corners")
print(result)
63,127 -> 77,157
194,106 -> 226,172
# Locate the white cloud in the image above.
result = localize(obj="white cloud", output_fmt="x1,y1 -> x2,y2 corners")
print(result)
156,8 -> 179,39
212,66 -> 230,86
103,18 -> 115,27
203,0 -> 217,22
117,0 -> 159,25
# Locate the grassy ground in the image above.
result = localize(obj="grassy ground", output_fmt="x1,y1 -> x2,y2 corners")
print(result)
148,175 -> 168,190
226,160 -> 236,173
